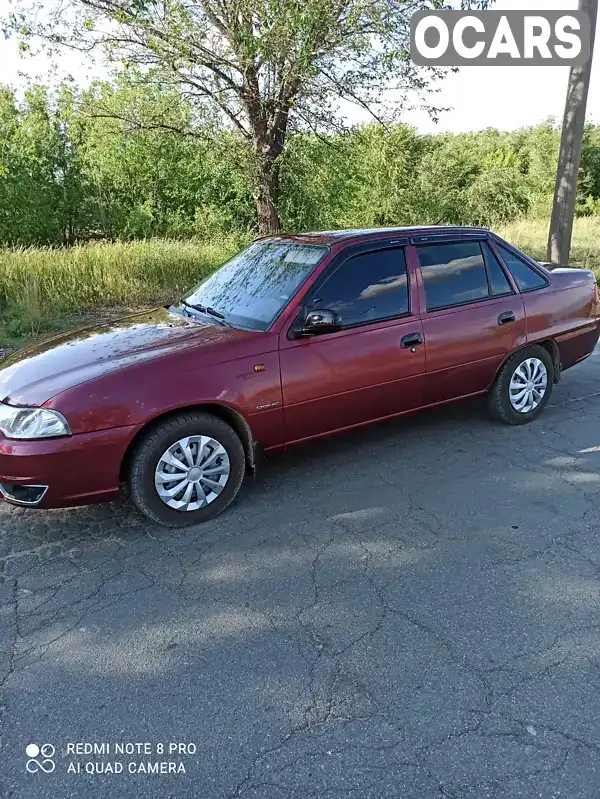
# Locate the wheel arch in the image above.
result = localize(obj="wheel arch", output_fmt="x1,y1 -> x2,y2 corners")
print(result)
491,338 -> 561,389
538,339 -> 561,383
119,403 -> 256,484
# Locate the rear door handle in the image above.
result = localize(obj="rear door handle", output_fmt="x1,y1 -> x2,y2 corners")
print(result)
400,332 -> 423,349
498,311 -> 516,325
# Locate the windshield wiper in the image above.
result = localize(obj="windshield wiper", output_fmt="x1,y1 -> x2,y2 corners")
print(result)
179,299 -> 230,326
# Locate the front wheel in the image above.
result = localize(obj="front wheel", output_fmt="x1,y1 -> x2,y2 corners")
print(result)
487,345 -> 554,425
128,412 -> 246,526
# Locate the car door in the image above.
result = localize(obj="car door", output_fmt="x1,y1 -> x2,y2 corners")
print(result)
413,235 -> 527,406
278,241 -> 425,443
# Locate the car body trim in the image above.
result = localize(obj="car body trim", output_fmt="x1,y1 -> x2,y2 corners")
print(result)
410,232 -> 490,244
0,483 -> 49,506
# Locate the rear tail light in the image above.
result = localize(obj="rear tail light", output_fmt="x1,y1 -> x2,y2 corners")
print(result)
594,282 -> 599,304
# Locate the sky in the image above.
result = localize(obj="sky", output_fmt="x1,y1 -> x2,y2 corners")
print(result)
0,0 -> 598,135
402,0 -> 600,133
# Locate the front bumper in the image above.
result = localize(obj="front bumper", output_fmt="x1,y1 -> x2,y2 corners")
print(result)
0,424 -> 141,509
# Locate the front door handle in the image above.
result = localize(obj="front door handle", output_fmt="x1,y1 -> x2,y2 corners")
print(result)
400,332 -> 423,349
498,311 -> 516,325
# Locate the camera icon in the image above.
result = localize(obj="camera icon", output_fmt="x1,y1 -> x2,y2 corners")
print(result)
26,743 -> 56,773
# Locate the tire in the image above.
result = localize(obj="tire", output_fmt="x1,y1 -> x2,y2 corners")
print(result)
487,345 -> 554,425
128,412 -> 245,526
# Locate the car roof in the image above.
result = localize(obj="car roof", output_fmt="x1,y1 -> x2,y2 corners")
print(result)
257,226 -> 491,246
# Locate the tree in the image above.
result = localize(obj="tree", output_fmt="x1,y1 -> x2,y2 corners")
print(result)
0,84 -> 89,245
10,0 -> 490,234
547,0 -> 598,264
79,75 -> 256,238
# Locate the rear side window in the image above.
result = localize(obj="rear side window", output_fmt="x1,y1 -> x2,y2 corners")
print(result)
308,247 -> 409,327
495,244 -> 548,291
417,241 -> 489,310
482,241 -> 512,296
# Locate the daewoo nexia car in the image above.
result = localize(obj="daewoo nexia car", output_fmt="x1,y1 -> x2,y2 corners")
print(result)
1,227 -> 598,526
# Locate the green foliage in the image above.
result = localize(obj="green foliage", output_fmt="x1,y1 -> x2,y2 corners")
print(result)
1,77 -> 600,248
11,0 -> 493,231
0,77 -> 256,244
578,124 -> 600,213
0,85 -> 87,244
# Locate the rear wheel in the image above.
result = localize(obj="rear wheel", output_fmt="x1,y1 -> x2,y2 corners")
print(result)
487,345 -> 554,425
128,412 -> 245,526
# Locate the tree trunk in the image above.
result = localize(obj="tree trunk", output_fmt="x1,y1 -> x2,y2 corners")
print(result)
547,0 -> 597,265
243,74 -> 289,235
256,155 -> 281,235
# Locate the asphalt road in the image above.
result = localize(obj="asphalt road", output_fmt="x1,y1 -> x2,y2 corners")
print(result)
2,347 -> 600,799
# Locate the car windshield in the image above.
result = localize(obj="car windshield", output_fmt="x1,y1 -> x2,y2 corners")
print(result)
183,240 -> 328,331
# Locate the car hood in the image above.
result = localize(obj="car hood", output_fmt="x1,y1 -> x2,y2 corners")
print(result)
0,307 -> 262,406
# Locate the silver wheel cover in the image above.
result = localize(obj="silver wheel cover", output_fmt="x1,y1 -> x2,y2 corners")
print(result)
509,357 -> 548,414
154,435 -> 230,511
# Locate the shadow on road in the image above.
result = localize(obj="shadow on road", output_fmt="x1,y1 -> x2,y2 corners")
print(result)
2,359 -> 600,798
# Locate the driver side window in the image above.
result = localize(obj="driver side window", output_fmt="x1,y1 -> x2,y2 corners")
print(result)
308,247 -> 409,328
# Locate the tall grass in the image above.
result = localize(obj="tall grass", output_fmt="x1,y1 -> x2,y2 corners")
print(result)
1,219 -> 599,350
0,237 -> 241,348
498,217 -> 600,271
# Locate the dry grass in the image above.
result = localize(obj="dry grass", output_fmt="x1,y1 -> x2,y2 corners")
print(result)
0,237 -> 241,349
497,217 -> 600,273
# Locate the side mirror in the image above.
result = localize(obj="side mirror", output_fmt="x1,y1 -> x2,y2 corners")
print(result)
301,309 -> 342,336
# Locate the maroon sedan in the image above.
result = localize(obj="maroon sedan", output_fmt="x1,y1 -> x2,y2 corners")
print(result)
1,226 -> 598,526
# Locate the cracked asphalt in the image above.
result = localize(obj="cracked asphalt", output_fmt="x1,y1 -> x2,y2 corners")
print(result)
2,347 -> 600,799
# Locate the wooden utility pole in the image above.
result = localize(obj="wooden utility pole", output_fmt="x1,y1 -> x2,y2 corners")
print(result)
547,0 -> 598,265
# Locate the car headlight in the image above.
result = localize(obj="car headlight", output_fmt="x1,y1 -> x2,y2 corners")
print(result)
0,403 -> 71,440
